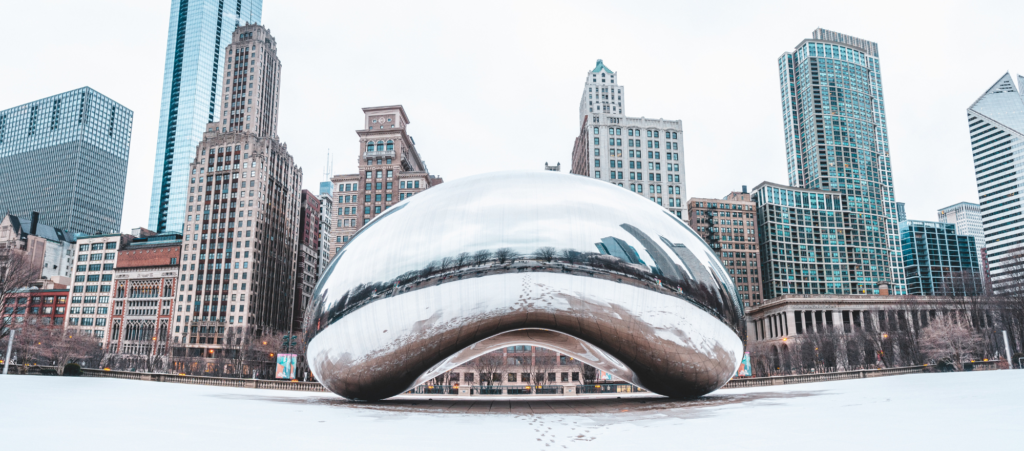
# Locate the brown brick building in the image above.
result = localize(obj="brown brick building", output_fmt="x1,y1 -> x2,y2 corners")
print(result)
294,189 -> 320,332
1,279 -> 69,327
330,106 -> 442,258
109,231 -> 181,355
687,187 -> 762,306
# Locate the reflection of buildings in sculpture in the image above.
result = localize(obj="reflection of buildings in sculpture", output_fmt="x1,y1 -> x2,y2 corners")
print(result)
619,224 -> 685,282
595,236 -> 642,265
660,237 -> 717,289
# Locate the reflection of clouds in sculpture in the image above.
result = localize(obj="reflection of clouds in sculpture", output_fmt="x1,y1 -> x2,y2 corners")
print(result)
305,171 -> 744,401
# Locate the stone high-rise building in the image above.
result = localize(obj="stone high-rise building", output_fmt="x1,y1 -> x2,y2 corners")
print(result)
778,29 -> 905,294
330,106 -> 443,258
173,24 -> 301,353
294,190 -> 320,332
0,87 -> 132,235
316,187 -> 333,273
687,188 -> 762,306
570,60 -> 687,219
149,0 -> 263,233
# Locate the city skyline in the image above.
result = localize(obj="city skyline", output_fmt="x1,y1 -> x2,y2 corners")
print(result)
2,1 -> 1023,232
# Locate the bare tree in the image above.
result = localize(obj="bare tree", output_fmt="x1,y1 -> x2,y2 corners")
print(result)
0,249 -> 38,340
454,252 -> 470,269
471,250 -> 492,267
534,247 -> 557,263
493,248 -> 520,264
23,325 -> 103,375
560,249 -> 583,266
526,347 -> 558,386
920,313 -> 984,371
469,350 -> 505,386
439,256 -> 455,272
565,356 -> 599,385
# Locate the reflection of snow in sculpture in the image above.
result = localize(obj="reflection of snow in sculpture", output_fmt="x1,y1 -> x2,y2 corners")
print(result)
305,171 -> 745,401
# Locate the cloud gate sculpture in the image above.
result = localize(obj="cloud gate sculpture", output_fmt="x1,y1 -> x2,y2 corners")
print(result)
305,171 -> 744,401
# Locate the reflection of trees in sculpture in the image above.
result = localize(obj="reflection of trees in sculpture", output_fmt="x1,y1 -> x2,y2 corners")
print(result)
454,252 -> 470,269
494,248 -> 520,264
560,249 -> 583,265
471,250 -> 492,266
309,237 -> 747,345
534,247 -> 557,263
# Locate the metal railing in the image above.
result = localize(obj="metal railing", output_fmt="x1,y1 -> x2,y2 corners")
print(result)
8,359 -> 1005,396
723,360 -> 1002,389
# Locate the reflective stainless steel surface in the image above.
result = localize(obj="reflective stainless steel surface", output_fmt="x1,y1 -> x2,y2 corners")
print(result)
305,171 -> 744,401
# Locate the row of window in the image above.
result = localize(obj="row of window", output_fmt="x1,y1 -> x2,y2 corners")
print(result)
601,171 -> 681,183
78,242 -> 117,252
74,264 -> 115,272
594,137 -> 680,150
594,128 -> 678,139
77,252 -> 116,262
68,317 -> 107,326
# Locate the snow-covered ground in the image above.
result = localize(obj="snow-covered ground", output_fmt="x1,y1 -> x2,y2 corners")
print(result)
1,371 -> 1020,450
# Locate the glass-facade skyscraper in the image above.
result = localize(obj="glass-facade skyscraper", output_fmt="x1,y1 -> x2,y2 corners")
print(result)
148,0 -> 262,233
966,73 -> 1024,292
777,28 -> 905,295
0,87 -> 132,235
899,220 -> 981,296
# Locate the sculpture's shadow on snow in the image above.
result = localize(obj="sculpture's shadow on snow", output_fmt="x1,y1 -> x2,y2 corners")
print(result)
209,391 -> 821,417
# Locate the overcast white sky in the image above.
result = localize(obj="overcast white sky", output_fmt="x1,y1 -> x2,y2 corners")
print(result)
2,0 -> 1022,232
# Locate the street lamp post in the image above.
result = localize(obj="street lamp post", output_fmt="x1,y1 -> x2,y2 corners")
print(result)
3,329 -> 15,375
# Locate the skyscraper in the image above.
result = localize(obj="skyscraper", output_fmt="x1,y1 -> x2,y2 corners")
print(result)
937,201 -> 988,287
329,106 -> 443,259
149,0 -> 263,233
571,60 -> 687,219
778,29 -> 905,294
965,73 -> 1024,292
173,24 -> 301,352
899,220 -> 981,296
0,87 -> 132,235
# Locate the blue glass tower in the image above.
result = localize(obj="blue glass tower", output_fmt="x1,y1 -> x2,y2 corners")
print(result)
0,87 -> 132,235
778,28 -> 905,295
149,0 -> 262,233
899,220 -> 982,296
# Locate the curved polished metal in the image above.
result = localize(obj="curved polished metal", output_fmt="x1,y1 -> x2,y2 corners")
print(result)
305,171 -> 744,401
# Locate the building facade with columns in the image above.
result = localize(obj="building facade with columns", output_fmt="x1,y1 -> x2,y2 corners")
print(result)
746,294 -> 972,344
570,60 -> 687,219
329,106 -> 443,259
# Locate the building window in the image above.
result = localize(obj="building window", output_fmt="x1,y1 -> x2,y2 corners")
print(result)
386,140 -> 394,151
